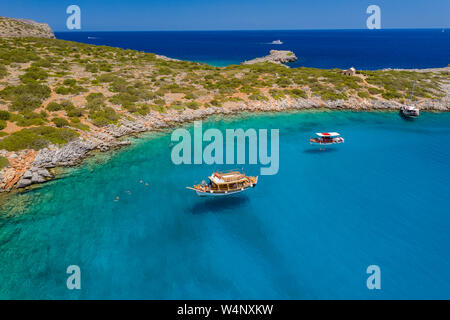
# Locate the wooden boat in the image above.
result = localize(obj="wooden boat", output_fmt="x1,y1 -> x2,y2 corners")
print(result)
187,170 -> 258,197
309,132 -> 344,146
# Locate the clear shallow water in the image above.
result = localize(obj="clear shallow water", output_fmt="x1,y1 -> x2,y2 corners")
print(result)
55,30 -> 450,69
0,111 -> 449,299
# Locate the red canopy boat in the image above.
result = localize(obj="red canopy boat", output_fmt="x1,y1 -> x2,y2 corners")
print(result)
309,132 -> 344,146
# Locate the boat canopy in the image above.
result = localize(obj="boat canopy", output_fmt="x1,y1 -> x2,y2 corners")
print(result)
315,132 -> 340,137
209,171 -> 246,185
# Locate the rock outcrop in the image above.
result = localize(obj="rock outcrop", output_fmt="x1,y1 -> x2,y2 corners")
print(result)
242,50 -> 298,66
0,16 -> 55,38
17,167 -> 52,188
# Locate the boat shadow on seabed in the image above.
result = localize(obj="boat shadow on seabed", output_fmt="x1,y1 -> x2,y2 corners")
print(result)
189,196 -> 250,214
303,147 -> 339,154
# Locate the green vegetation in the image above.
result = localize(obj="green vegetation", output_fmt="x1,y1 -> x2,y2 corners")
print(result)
0,48 -> 39,64
0,156 -> 9,169
362,70 -> 443,100
288,88 -> 307,99
55,81 -> 87,95
0,82 -> 51,111
89,106 -> 119,127
0,36 -> 445,152
68,117 -> 90,131
19,66 -> 49,83
185,101 -> 201,109
46,101 -> 64,111
0,126 -> 79,151
14,111 -> 48,127
0,65 -> 7,79
249,93 -> 269,101
52,117 -> 69,127
0,110 -> 11,120
358,91 -> 371,99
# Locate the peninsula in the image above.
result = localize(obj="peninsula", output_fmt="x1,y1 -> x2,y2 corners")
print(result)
0,18 -> 448,191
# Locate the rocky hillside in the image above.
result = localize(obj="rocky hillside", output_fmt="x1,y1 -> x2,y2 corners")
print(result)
0,17 -> 55,38
0,36 -> 448,192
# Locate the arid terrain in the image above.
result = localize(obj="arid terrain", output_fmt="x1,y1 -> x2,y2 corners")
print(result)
0,18 -> 448,192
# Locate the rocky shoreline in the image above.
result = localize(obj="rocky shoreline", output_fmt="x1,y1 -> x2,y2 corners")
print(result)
0,16 -> 55,38
1,95 -> 448,193
242,50 -> 298,65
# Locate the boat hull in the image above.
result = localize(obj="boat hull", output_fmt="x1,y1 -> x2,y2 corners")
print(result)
188,173 -> 258,197
195,188 -> 250,197
194,181 -> 257,197
309,139 -> 344,146
309,142 -> 344,145
400,107 -> 419,118
401,111 -> 419,119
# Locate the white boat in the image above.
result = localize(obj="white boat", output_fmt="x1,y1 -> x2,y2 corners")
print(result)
187,170 -> 258,197
270,40 -> 283,45
309,132 -> 344,146
401,105 -> 420,118
401,81 -> 420,118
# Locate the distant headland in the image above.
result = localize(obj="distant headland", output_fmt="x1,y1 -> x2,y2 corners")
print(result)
0,16 -> 55,38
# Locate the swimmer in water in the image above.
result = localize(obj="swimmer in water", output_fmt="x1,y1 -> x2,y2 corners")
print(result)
114,196 -> 119,202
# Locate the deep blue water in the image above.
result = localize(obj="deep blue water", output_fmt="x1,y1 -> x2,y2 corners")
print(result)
0,111 -> 449,299
55,29 -> 450,69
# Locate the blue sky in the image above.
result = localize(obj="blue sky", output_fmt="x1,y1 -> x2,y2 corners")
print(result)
2,0 -> 449,31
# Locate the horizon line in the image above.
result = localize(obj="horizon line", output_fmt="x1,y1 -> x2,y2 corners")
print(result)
53,27 -> 449,33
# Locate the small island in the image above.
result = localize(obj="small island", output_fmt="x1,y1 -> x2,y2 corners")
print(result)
0,17 -> 448,191
242,50 -> 297,65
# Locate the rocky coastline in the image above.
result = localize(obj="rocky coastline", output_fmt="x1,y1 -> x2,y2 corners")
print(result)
0,23 -> 448,194
242,50 -> 298,65
1,94 -> 448,193
0,16 -> 55,38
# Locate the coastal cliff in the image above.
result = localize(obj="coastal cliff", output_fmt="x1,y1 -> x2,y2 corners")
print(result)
0,36 -> 448,192
0,17 -> 55,38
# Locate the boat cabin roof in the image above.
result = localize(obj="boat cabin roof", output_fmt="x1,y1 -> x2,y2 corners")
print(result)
316,132 -> 340,137
209,171 -> 246,185
404,105 -> 419,111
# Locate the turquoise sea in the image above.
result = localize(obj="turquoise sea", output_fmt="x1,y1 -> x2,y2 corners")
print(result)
0,111 -> 449,299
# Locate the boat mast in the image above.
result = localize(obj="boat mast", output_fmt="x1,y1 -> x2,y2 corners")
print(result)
409,81 -> 416,103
